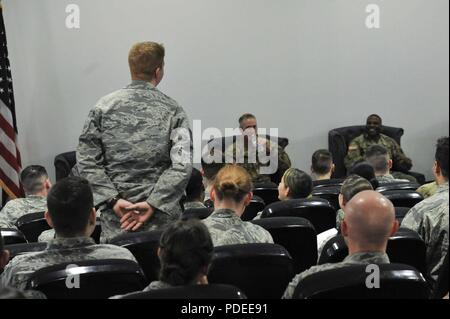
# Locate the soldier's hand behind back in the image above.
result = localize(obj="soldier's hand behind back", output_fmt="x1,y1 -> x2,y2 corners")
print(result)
120,202 -> 155,231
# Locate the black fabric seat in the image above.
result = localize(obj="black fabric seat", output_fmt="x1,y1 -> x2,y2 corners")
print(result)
376,182 -> 420,193
380,190 -> 424,208
312,178 -> 345,188
208,243 -> 295,299
311,186 -> 341,211
261,198 -> 336,234
26,259 -> 147,299
110,230 -> 163,283
251,217 -> 317,273
16,212 -> 50,242
117,284 -> 247,299
181,207 -> 213,220
252,187 -> 279,206
293,263 -> 430,299
5,242 -> 47,260
0,228 -> 27,245
394,207 -> 410,224
241,196 -> 265,221
54,151 -> 76,181
318,228 -> 427,275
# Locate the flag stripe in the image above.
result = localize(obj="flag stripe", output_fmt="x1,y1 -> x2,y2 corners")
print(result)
0,171 -> 21,198
0,142 -> 20,171
0,156 -> 20,186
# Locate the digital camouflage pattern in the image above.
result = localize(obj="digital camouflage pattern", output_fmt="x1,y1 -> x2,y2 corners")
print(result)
416,181 -> 439,199
0,195 -> 47,229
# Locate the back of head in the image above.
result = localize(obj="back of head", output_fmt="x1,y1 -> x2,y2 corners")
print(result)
365,145 -> 390,174
348,162 -> 378,188
311,149 -> 333,176
436,137 -> 449,180
128,41 -> 165,81
47,176 -> 94,237
186,168 -> 205,201
344,190 -> 396,250
213,165 -> 253,203
20,165 -> 48,195
159,219 -> 214,286
340,174 -> 374,204
282,168 -> 313,199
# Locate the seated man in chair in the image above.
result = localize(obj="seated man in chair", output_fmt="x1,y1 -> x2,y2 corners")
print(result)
365,145 -> 411,185
344,114 -> 415,182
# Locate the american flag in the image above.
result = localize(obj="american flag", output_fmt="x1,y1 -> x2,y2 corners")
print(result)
0,3 -> 22,200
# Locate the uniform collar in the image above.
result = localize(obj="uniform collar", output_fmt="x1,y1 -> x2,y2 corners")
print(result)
127,80 -> 155,90
210,208 -> 241,221
343,251 -> 390,264
46,237 -> 96,250
437,182 -> 449,193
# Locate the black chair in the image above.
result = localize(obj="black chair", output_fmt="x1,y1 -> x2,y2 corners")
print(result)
26,259 -> 147,299
433,252 -> 448,299
293,263 -> 430,299
0,228 -> 27,245
394,207 -> 410,223
110,230 -> 163,283
5,242 -> 47,260
328,125 -> 425,184
376,182 -> 420,193
251,217 -> 317,273
241,196 -> 265,221
252,187 -> 279,206
261,198 -> 336,234
311,186 -> 341,211
380,190 -> 424,208
16,212 -> 50,242
208,243 -> 295,299
312,178 -> 345,188
181,207 -> 213,220
118,284 -> 247,299
318,228 -> 427,275
54,151 -> 76,181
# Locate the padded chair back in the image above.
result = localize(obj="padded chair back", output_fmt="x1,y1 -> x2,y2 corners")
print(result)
376,182 -> 420,193
394,207 -> 410,222
293,263 -> 429,299
181,207 -> 213,220
328,125 -> 404,178
54,151 -> 76,181
312,178 -> 345,188
16,212 -> 50,242
252,187 -> 279,206
208,243 -> 295,299
251,217 -> 317,273
261,198 -> 336,234
311,186 -> 341,211
110,230 -> 163,283
241,196 -> 265,221
5,242 -> 47,260
27,259 -> 147,299
0,228 -> 27,245
318,228 -> 427,275
118,284 -> 247,299
380,190 -> 424,208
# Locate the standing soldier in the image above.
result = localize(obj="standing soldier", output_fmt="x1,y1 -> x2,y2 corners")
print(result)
77,42 -> 192,242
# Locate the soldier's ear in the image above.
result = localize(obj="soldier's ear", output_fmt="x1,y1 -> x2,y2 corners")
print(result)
388,159 -> 393,170
210,188 -> 216,202
44,211 -> 54,228
341,220 -> 349,237
0,249 -> 10,269
331,164 -> 335,173
390,219 -> 399,237
338,194 -> 345,209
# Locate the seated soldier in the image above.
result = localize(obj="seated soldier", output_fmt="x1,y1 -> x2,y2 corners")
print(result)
344,114 -> 416,182
347,161 -> 379,189
0,176 -> 137,290
402,137 -> 449,287
283,190 -> 398,298
111,219 -> 213,298
202,165 -> 273,246
365,145 -> 410,184
0,165 -> 51,228
311,149 -> 335,181
183,168 -> 206,210
224,113 -> 291,186
278,168 -> 313,201
416,181 -> 439,199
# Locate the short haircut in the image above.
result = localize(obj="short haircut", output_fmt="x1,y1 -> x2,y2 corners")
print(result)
47,177 -> 94,237
282,168 -> 313,199
365,145 -> 390,173
436,137 -> 449,179
201,156 -> 225,181
213,165 -> 253,203
159,219 -> 214,286
340,174 -> 374,203
186,168 -> 205,201
238,113 -> 256,127
348,162 -> 378,189
20,165 -> 48,194
366,114 -> 382,123
128,42 -> 165,79
311,149 -> 333,175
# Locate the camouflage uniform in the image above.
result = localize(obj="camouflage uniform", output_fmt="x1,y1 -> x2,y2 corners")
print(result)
401,182 -> 449,285
282,252 -> 390,298
0,195 -> 47,229
37,229 -> 55,242
224,136 -> 291,185
417,182 -> 439,199
77,81 -> 193,242
375,173 -> 410,185
0,237 -> 137,290
344,133 -> 413,173
202,209 -> 273,246
183,201 -> 207,210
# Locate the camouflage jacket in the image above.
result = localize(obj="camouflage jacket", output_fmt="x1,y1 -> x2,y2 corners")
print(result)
77,80 -> 192,241
401,182 -> 449,285
283,252 -> 390,298
0,237 -> 137,290
344,133 -> 412,172
183,201 -> 207,210
416,181 -> 439,199
376,173 -> 410,184
0,195 -> 47,229
202,209 -> 273,246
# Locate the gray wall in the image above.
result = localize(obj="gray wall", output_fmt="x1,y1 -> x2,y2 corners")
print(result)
3,0 -> 449,181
